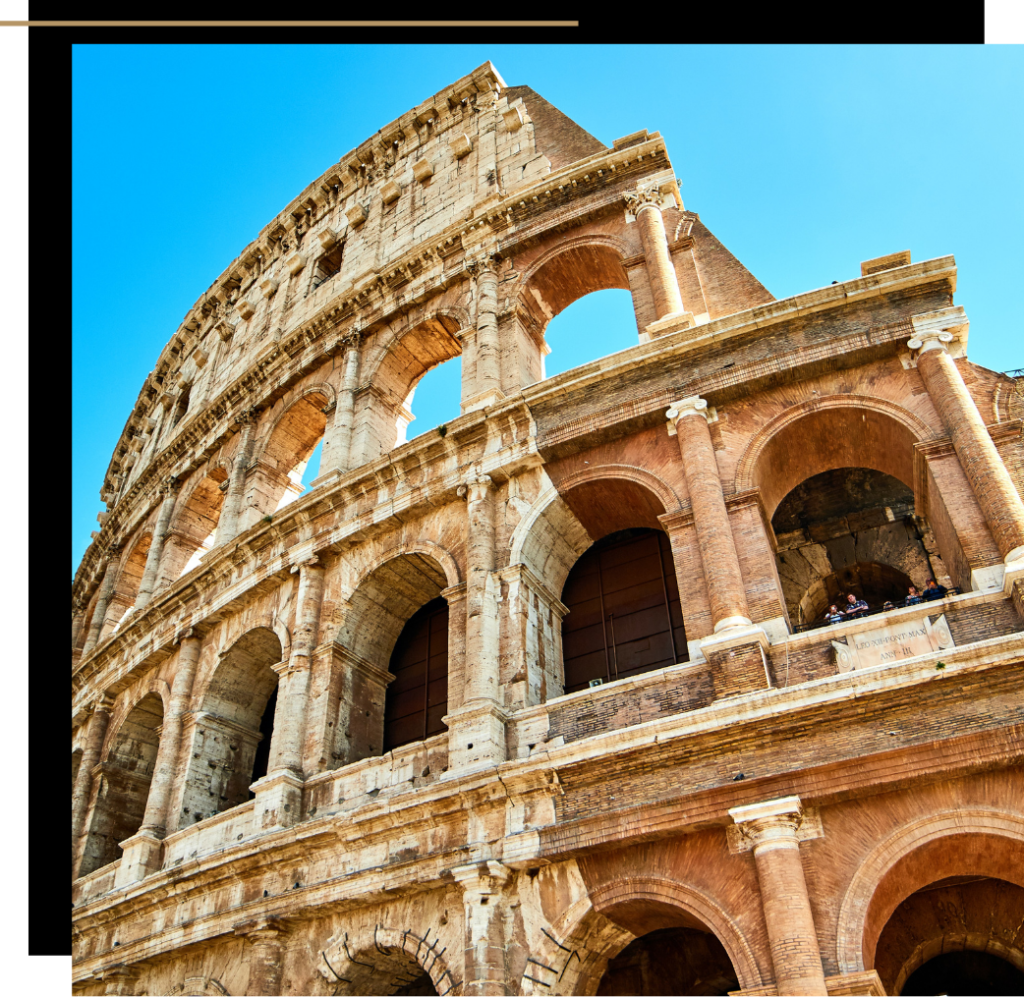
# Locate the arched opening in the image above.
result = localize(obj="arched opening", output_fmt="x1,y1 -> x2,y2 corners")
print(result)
543,288 -> 638,379
383,596 -> 449,751
597,925 -> 739,996
165,469 -> 229,579
251,391 -> 329,516
873,875 -> 1024,995
107,534 -> 151,637
902,948 -> 1024,995
561,528 -> 686,694
771,467 -> 948,628
359,317 -> 462,461
79,692 -> 164,876
401,355 -> 462,444
171,383 -> 191,429
332,551 -> 452,765
179,627 -> 281,825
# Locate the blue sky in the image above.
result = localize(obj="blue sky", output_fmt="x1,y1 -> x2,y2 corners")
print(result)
72,44 -> 1024,575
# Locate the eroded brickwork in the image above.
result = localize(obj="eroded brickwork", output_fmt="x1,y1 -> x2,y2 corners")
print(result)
72,64 -> 1024,996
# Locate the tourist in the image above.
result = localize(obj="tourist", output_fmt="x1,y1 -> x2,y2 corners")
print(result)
922,578 -> 948,601
825,604 -> 844,624
882,600 -> 895,611
905,585 -> 923,606
845,593 -> 869,617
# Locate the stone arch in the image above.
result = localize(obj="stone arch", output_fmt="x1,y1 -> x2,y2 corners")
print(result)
79,689 -> 166,876
516,235 -> 639,360
733,394 -> 936,520
836,808 -> 1024,976
178,626 -> 283,826
319,925 -> 460,995
329,546 -> 457,765
162,463 -> 231,581
509,466 -> 676,599
103,678 -> 171,757
529,876 -> 761,995
358,313 -> 464,457
250,384 -> 334,514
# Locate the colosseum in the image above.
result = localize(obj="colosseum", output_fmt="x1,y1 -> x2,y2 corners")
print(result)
71,62 -> 1024,996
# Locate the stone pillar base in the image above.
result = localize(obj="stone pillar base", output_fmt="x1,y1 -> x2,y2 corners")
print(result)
114,830 -> 163,887
701,624 -> 771,698
444,703 -> 508,774
251,770 -> 304,830
462,388 -> 506,414
645,310 -> 695,339
728,968 -> 885,996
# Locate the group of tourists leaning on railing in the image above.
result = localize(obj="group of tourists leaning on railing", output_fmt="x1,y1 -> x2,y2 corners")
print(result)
821,580 -> 951,626
793,579 -> 955,633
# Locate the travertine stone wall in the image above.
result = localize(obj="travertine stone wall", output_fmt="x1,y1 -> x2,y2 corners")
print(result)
72,63 -> 1024,997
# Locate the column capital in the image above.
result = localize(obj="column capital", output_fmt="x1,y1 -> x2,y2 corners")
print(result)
459,473 -> 494,502
160,474 -> 181,496
666,396 -> 717,429
289,554 -> 323,575
172,627 -> 199,647
728,795 -> 823,853
233,915 -> 290,943
340,328 -> 364,350
624,188 -> 667,215
909,305 -> 968,354
452,859 -> 512,896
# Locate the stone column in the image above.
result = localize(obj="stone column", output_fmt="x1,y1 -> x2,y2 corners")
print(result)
101,964 -> 141,996
256,556 -> 324,828
235,916 -> 289,996
729,796 -> 826,996
72,599 -> 87,650
80,546 -> 122,657
667,398 -> 750,631
136,478 -> 180,610
72,694 -> 114,877
628,190 -> 684,321
116,632 -> 203,886
454,861 -> 512,996
911,319 -> 1024,574
446,475 -> 506,771
668,398 -> 772,696
216,409 -> 257,545
317,332 -> 361,479
474,261 -> 504,405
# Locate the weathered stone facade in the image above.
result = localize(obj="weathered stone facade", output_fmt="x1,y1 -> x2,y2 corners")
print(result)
72,63 -> 1024,996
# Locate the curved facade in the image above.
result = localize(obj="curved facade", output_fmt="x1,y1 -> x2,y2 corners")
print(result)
72,63 -> 1024,996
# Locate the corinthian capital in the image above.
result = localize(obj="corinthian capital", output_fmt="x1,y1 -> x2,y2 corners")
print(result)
459,473 -> 494,503
624,188 -> 666,214
727,795 -> 823,854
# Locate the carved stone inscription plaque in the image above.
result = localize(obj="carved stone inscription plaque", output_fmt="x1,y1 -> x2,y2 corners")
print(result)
832,614 -> 954,672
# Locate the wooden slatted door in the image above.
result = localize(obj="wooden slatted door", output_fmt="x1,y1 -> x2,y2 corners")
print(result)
383,596 -> 450,751
561,528 -> 687,695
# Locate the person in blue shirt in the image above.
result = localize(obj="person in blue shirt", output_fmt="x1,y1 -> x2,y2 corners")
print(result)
922,578 -> 947,601
844,593 -> 869,617
905,585 -> 923,606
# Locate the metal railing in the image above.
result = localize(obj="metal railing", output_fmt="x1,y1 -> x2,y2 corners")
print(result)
793,588 -> 962,634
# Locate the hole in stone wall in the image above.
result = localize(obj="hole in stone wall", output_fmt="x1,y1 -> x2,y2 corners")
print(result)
248,685 -> 278,797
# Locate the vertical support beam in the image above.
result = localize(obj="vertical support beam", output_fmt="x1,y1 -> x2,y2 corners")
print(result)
729,796 -> 827,996
910,317 -> 1024,574
627,190 -> 685,321
136,477 -> 180,609
318,331 -> 361,478
235,917 -> 289,996
446,476 -> 506,771
454,861 -> 513,996
256,556 -> 325,828
216,409 -> 257,545
115,631 -> 203,886
667,398 -> 750,632
81,546 -> 122,657
472,260 -> 504,408
667,398 -> 772,695
72,694 -> 114,877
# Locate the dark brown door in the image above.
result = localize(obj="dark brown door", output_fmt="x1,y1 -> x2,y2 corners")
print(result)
561,528 -> 686,695
383,597 -> 449,751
